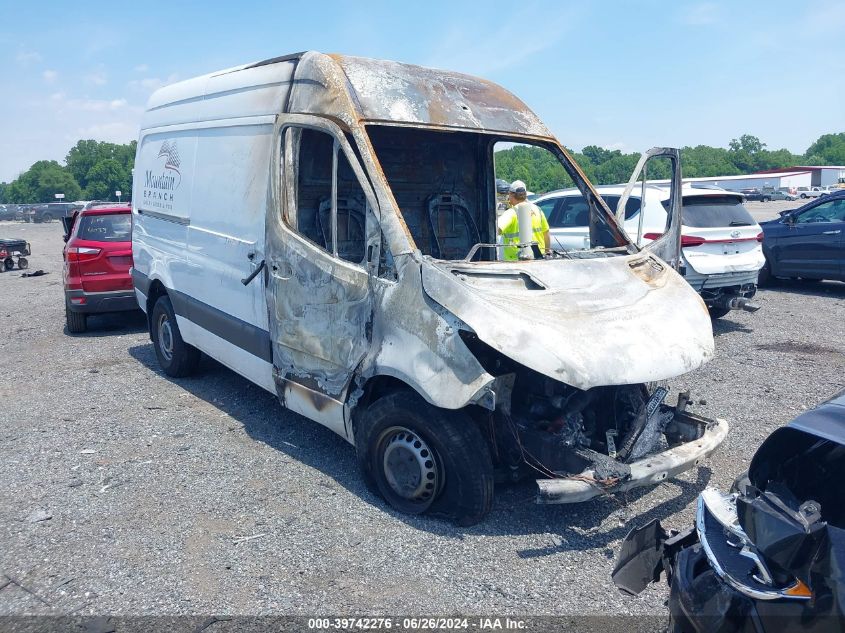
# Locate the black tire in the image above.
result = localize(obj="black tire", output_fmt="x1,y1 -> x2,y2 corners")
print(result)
800,194 -> 807,199
707,306 -> 732,319
41,213 -> 53,223
758,259 -> 773,286
356,390 -> 494,526
3,257 -> 13,271
151,295 -> 201,377
65,302 -> 87,334
17,257 -> 28,270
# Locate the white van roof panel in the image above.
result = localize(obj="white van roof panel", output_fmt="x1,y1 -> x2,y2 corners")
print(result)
141,60 -> 296,130
141,52 -> 552,139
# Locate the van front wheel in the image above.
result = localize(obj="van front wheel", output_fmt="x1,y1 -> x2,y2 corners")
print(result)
151,295 -> 201,377
357,391 -> 494,526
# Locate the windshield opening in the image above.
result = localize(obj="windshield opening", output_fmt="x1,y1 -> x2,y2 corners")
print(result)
366,125 -> 630,261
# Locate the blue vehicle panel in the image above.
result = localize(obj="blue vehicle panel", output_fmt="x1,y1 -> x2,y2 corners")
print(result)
760,191 -> 845,281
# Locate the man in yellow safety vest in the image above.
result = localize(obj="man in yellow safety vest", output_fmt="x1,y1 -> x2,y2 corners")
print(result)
497,180 -> 550,261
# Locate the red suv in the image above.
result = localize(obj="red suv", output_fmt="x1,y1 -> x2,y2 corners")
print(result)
62,205 -> 137,333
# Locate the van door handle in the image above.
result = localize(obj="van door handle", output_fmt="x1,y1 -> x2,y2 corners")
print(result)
241,259 -> 265,285
822,230 -> 841,235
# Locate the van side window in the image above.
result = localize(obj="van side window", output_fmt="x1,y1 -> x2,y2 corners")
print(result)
285,127 -> 367,264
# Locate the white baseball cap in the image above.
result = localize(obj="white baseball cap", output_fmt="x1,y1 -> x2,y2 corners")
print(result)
508,180 -> 527,194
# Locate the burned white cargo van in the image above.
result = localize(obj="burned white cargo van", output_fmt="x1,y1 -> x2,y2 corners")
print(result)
131,52 -> 727,524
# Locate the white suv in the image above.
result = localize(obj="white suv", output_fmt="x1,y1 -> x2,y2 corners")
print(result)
534,184 -> 765,318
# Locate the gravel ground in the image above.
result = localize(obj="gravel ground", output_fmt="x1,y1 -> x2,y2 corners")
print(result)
1,213 -> 843,617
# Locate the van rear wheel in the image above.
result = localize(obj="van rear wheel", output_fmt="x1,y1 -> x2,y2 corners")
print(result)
151,295 -> 200,377
356,391 -> 494,526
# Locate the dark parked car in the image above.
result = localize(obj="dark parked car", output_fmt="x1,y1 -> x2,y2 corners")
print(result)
739,188 -> 772,202
0,205 -> 16,221
767,189 -> 798,201
758,190 -> 845,284
62,205 -> 137,332
22,202 -> 83,223
613,389 -> 845,633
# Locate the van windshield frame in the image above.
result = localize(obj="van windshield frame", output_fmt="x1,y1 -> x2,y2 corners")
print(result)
363,124 -> 635,262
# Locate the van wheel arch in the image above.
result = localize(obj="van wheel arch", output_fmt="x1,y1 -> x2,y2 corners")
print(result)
145,280 -> 168,339
354,388 -> 494,525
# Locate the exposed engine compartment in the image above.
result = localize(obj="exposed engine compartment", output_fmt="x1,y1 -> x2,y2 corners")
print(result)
460,330 -> 704,484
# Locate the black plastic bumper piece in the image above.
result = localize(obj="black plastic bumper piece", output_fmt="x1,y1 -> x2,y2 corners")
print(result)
66,289 -> 139,314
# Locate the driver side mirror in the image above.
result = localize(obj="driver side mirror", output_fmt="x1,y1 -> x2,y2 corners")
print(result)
784,213 -> 797,225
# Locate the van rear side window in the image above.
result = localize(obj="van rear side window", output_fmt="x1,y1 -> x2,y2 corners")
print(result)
286,128 -> 367,264
77,214 -> 131,242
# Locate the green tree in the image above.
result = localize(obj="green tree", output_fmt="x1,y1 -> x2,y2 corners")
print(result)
66,139 -> 136,194
680,145 -> 741,177
581,145 -> 619,166
495,144 -> 573,193
804,133 -> 845,165
4,160 -> 82,203
593,153 -> 641,185
728,134 -> 766,172
84,159 -> 128,200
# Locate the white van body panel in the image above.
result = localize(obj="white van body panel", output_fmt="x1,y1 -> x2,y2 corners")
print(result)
177,316 -> 276,393
133,61 -> 297,400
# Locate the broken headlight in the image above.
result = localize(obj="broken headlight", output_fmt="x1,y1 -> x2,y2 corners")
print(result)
696,488 -> 813,601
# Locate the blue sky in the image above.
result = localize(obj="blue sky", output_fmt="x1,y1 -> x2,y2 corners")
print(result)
1,0 -> 843,182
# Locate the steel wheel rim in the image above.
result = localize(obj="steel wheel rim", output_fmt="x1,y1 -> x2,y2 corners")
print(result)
380,426 -> 441,504
157,313 -> 174,362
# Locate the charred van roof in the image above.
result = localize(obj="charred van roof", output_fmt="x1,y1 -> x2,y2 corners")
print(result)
143,51 -> 553,138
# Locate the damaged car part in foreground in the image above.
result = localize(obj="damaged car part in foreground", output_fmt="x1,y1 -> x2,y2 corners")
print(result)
612,389 -> 845,632
133,51 -> 726,526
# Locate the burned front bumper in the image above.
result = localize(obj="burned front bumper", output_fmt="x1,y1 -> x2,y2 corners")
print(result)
536,416 -> 728,504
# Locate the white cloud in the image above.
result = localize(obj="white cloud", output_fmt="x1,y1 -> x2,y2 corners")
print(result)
679,2 -> 720,26
134,64 -> 149,73
42,69 -> 58,83
75,121 -> 139,143
40,92 -> 130,113
65,99 -> 128,112
423,7 -> 581,78
15,49 -> 42,65
127,73 -> 179,94
797,0 -> 845,35
84,71 -> 108,86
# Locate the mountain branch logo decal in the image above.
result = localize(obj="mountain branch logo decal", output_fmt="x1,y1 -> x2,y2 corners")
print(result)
142,139 -> 183,212
157,140 -> 181,174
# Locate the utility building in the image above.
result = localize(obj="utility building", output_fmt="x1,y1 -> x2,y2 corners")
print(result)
754,166 -> 845,187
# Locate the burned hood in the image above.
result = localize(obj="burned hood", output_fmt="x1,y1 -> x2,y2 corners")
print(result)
420,254 -> 714,390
